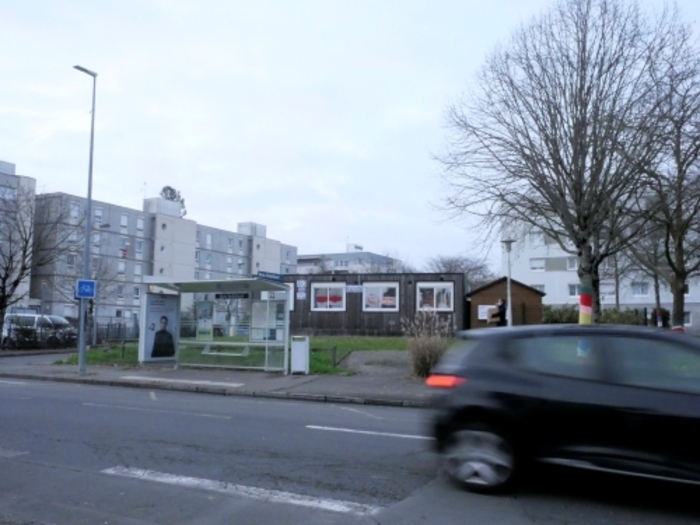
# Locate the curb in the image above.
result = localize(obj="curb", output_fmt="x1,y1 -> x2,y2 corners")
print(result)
0,372 -> 431,409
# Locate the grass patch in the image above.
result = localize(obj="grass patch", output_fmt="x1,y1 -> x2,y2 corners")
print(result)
54,336 -> 407,375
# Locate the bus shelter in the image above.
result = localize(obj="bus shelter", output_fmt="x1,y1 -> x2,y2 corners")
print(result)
139,276 -> 291,373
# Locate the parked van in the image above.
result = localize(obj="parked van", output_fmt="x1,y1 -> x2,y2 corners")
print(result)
2,314 -> 77,349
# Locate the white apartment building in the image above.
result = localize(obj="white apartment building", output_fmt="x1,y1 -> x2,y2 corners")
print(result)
502,231 -> 699,332
0,161 -> 37,308
30,193 -> 298,323
297,244 -> 400,274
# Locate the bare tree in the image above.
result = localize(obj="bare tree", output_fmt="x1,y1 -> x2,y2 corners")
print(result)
629,23 -> 700,328
425,255 -> 496,291
0,190 -> 77,336
51,254 -> 122,313
438,0 -> 679,321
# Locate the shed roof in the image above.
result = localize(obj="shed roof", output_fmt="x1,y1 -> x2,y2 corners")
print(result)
467,276 -> 546,297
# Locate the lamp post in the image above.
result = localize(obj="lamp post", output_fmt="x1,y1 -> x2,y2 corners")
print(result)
501,239 -> 515,327
74,64 -> 97,375
41,281 -> 47,314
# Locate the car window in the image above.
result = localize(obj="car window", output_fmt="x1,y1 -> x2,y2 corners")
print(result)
16,316 -> 35,327
604,336 -> 700,395
37,317 -> 52,328
509,335 -> 603,380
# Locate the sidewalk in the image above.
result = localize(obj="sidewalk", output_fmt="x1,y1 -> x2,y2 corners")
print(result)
0,350 -> 432,408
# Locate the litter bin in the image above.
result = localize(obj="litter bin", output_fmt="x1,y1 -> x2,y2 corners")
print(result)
290,336 -> 310,374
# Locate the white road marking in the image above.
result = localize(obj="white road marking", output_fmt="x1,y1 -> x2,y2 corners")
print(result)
338,406 -> 384,420
306,425 -> 433,441
82,402 -> 231,420
0,380 -> 26,385
120,376 -> 244,388
150,391 -> 157,401
102,467 -> 382,516
0,447 -> 29,458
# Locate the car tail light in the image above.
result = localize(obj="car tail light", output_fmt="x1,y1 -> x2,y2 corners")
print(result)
426,374 -> 466,389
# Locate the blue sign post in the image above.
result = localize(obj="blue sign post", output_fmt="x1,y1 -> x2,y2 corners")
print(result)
75,279 -> 97,299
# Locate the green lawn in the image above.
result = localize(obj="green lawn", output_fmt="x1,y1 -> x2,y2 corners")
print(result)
55,336 -> 407,375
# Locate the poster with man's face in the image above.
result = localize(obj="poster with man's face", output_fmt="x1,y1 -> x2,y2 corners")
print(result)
141,294 -> 180,361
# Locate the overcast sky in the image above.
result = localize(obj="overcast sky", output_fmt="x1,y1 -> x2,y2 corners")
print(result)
2,0 -> 699,271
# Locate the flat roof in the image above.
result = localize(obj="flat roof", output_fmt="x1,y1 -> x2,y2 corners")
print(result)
142,276 -> 288,294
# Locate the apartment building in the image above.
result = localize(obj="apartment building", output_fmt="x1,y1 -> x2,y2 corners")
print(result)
297,244 -> 399,274
502,231 -> 700,331
30,193 -> 298,322
0,160 -> 37,307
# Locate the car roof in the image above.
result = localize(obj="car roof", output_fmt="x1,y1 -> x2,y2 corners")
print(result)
456,324 -> 691,340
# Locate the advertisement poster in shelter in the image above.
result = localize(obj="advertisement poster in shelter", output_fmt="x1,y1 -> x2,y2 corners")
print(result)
140,294 -> 180,362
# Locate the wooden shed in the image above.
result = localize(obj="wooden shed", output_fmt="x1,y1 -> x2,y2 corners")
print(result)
283,273 -> 467,336
467,277 -> 545,328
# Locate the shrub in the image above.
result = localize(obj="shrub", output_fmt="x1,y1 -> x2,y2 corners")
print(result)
542,304 -> 579,324
600,308 -> 645,325
401,312 -> 452,378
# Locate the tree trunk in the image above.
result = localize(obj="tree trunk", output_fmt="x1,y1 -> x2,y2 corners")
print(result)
654,272 -> 661,312
578,244 -> 596,324
671,276 -> 686,329
614,255 -> 621,309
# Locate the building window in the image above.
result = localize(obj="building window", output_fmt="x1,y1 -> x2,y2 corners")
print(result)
417,282 -> 454,312
311,283 -> 346,311
196,230 -> 200,244
93,233 -> 100,246
568,284 -> 580,297
117,285 -> 124,299
237,259 -> 243,268
134,286 -> 140,299
531,284 -> 545,293
684,312 -> 692,326
92,256 -> 100,269
94,208 -> 103,225
136,217 -> 144,232
69,229 -> 78,242
135,241 -> 143,255
205,272 -> 211,280
228,238 -> 233,250
206,233 -> 212,246
70,202 -> 79,220
120,214 -> 128,229
239,239 -> 243,248
195,251 -> 200,263
363,282 -> 399,312
134,263 -> 142,276
66,254 -> 75,269
530,258 -> 545,271
205,252 -> 211,266
118,261 -> 125,274
227,256 -> 232,271
632,282 -> 649,297
194,270 -> 200,280
567,257 -> 578,271
529,231 -> 545,246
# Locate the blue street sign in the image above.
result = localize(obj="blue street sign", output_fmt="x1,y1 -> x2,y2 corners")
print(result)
75,279 -> 97,299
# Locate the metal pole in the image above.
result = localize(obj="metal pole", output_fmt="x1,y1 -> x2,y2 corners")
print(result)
501,239 -> 515,327
75,65 -> 97,375
506,248 -> 513,327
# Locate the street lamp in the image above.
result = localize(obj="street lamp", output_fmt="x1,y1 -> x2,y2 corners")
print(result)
501,239 -> 515,327
74,64 -> 97,375
41,281 -> 47,314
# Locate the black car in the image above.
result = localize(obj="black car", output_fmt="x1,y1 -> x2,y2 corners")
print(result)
427,324 -> 700,493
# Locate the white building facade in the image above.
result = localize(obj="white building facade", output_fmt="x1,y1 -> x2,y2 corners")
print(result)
502,231 -> 699,332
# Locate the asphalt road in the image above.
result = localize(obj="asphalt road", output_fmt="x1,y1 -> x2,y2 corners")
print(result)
1,379 -> 699,525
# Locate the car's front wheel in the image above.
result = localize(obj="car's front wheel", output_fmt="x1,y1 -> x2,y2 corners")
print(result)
443,423 -> 516,493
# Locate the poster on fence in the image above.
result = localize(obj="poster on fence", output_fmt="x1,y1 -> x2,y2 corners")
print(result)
138,293 -> 180,363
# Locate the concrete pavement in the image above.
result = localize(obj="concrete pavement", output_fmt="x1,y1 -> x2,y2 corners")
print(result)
0,349 -> 432,408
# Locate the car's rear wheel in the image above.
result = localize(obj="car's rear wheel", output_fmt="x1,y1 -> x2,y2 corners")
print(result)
443,423 -> 516,493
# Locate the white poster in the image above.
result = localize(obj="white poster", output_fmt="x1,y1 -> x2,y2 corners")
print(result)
140,294 -> 180,362
478,305 -> 491,321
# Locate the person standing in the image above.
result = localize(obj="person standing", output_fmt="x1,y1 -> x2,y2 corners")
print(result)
490,298 -> 507,327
